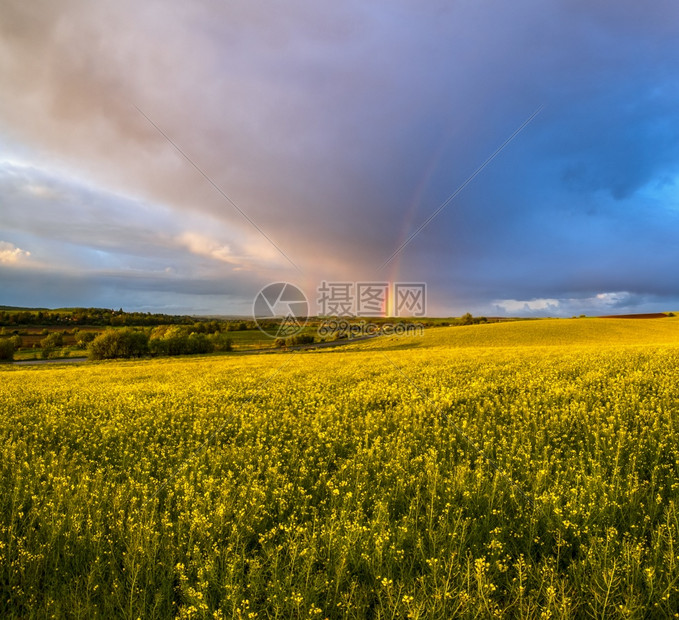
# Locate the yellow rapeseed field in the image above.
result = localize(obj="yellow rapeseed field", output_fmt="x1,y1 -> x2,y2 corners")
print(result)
2,318 -> 679,618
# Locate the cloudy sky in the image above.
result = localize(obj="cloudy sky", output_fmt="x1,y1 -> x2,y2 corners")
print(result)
1,0 -> 678,316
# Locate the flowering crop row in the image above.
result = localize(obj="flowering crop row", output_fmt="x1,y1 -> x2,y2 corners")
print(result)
2,319 -> 679,617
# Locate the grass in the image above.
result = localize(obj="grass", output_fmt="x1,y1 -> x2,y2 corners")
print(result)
2,318 -> 679,617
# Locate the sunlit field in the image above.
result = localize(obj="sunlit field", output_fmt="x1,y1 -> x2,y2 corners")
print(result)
3,318 -> 679,618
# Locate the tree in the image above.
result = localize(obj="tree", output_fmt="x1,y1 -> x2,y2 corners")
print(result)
186,332 -> 213,354
0,339 -> 14,361
148,326 -> 216,356
149,326 -> 188,356
76,331 -> 97,347
88,329 -> 149,360
210,332 -> 233,352
286,334 -> 315,346
40,332 -> 64,348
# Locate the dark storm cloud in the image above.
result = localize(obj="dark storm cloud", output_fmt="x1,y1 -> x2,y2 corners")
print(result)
1,0 -> 678,313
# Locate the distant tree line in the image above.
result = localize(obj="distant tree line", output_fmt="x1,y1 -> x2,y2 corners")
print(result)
0,307 -> 268,329
0,307 -> 495,330
433,313 -> 489,327
0,308 -> 203,327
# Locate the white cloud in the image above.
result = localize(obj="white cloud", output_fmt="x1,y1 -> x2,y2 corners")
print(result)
594,292 -> 630,305
494,298 -> 560,313
22,183 -> 59,198
176,231 -> 235,264
0,241 -> 30,264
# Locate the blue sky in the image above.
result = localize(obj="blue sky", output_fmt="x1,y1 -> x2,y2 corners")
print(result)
1,0 -> 678,316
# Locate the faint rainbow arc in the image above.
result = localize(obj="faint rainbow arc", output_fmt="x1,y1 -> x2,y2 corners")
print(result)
384,131 -> 453,316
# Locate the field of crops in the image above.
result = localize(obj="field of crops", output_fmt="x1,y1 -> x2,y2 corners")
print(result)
3,318 -> 679,618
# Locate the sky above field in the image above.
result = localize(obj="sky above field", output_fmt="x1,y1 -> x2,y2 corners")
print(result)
1,1 -> 679,317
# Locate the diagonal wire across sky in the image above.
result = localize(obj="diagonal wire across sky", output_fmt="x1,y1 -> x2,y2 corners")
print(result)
376,105 -> 543,273
134,104 -> 303,274
135,102 -> 542,283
